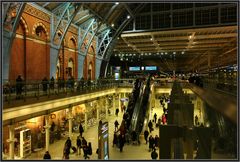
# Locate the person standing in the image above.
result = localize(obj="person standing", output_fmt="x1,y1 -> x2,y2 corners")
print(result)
16,75 -> 23,99
151,148 -> 158,159
76,136 -> 82,155
144,130 -> 149,144
43,151 -> 51,159
50,76 -> 55,90
114,120 -> 119,131
154,113 -> 157,123
79,123 -> 84,137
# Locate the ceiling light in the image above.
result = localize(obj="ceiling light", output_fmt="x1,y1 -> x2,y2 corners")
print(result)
145,53 -> 147,56
115,2 -> 119,5
157,53 -> 159,55
173,52 -> 176,54
165,52 -> 168,55
150,38 -> 153,41
126,58 -> 128,61
133,54 -> 136,56
149,53 -> 152,55
111,24 -> 114,27
181,51 -> 185,54
127,15 -> 130,19
141,53 -> 143,56
161,52 -> 163,55
120,58 -> 123,61
117,37 -> 119,40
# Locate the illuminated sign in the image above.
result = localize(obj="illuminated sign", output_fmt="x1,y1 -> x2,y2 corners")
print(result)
129,66 -> 140,71
145,66 -> 157,71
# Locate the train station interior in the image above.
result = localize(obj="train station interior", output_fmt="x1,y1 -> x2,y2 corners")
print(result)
2,2 -> 239,160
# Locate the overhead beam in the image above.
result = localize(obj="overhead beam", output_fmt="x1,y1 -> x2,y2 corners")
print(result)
121,25 -> 237,37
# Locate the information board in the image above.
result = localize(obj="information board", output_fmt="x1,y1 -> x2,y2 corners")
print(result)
98,121 -> 109,160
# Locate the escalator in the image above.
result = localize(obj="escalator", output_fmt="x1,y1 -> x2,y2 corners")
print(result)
129,76 -> 152,142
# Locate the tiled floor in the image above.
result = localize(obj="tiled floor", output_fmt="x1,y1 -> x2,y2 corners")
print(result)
21,97 -> 234,160
25,100 -> 165,160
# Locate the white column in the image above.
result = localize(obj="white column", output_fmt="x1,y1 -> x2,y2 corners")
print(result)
97,107 -> 99,121
44,115 -> 51,151
68,107 -> 73,138
113,94 -> 116,114
105,97 -> 108,118
84,112 -> 88,131
118,93 -> 121,109
7,125 -> 16,159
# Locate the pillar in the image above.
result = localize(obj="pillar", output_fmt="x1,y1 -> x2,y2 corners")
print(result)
118,93 -> 121,110
113,94 -> 116,114
84,112 -> 88,131
105,97 -> 108,118
44,115 -> 51,152
97,107 -> 100,121
7,125 -> 16,159
68,107 -> 73,138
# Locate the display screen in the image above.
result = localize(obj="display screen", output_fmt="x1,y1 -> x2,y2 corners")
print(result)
145,66 -> 157,71
129,67 -> 140,71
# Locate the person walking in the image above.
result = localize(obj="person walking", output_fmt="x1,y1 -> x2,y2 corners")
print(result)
63,143 -> 70,159
114,120 -> 119,131
87,142 -> 92,158
43,151 -> 51,159
151,148 -> 158,159
154,135 -> 159,148
113,132 -> 118,147
76,136 -> 82,155
149,135 -> 155,152
148,120 -> 153,133
154,113 -> 157,123
82,137 -> 87,148
65,137 -> 72,149
83,145 -> 89,159
115,108 -> 119,116
119,134 -> 125,152
144,130 -> 149,144
79,123 -> 84,137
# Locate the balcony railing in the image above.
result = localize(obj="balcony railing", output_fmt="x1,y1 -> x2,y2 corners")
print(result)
2,79 -> 134,108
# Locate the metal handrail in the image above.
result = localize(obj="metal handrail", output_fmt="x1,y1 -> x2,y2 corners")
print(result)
2,79 -> 134,107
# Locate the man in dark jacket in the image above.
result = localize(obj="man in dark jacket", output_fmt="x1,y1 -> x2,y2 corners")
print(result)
151,148 -> 158,159
144,130 -> 149,144
65,137 -> 72,149
119,134 -> 125,152
76,136 -> 82,155
149,135 -> 155,152
154,113 -> 157,123
114,120 -> 119,131
43,151 -> 51,159
79,123 -> 84,137
148,120 -> 153,133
